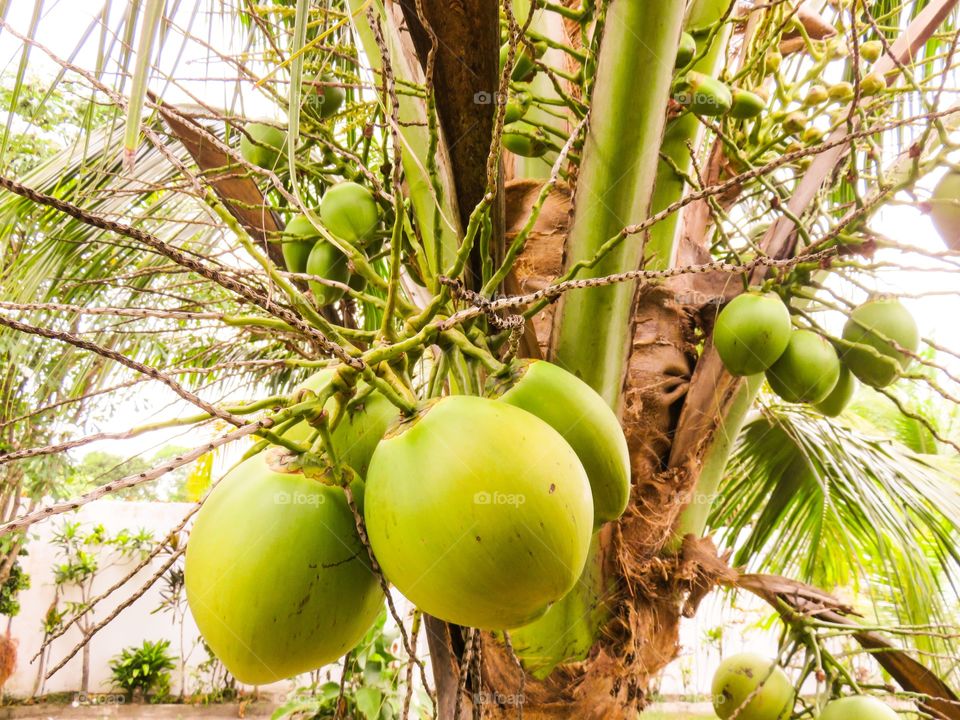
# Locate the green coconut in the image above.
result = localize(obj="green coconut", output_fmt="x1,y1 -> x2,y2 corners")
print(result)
314,76 -> 345,119
729,89 -> 766,119
841,298 -> 919,388
283,371 -> 400,480
364,395 -> 594,631
281,215 -> 320,274
766,330 -> 841,404
491,360 -> 630,526
319,182 -> 380,246
675,32 -> 697,68
675,72 -> 733,116
929,170 -> 960,250
504,87 -> 532,124
184,453 -> 383,684
712,653 -> 795,720
819,697 -> 898,720
500,40 -> 547,82
306,240 -> 349,307
503,123 -> 549,158
714,292 -> 793,376
814,364 -> 857,417
239,122 -> 286,170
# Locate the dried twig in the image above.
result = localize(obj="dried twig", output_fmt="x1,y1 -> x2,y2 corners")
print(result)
0,173 -> 362,369
0,420 -> 268,535
44,549 -> 185,680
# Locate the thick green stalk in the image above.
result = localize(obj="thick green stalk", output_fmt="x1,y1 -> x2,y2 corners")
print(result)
510,1 -> 686,677
646,0 -> 732,268
651,0 -> 758,544
673,375 -> 760,540
549,1 -> 686,406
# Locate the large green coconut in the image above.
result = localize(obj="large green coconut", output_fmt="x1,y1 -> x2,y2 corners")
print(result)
841,298 -> 919,388
819,696 -> 899,720
714,292 -> 792,376
712,653 -> 795,720
239,122 -> 286,170
364,395 -> 594,630
490,360 -> 631,526
319,182 -> 380,246
184,453 -> 383,684
766,330 -> 841,404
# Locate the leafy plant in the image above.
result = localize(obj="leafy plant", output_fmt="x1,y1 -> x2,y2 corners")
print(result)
33,521 -> 154,696
190,639 -> 237,705
109,639 -> 176,701
272,611 -> 428,720
0,549 -> 29,618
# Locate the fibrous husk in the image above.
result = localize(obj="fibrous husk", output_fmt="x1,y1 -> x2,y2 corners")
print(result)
476,537 -> 735,719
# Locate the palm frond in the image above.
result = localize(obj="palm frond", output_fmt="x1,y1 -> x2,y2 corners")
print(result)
709,402 -> 960,676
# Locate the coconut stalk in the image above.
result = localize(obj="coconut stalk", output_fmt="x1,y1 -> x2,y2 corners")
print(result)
645,0 -> 733,269
476,1 -> 688,706
548,1 -> 687,406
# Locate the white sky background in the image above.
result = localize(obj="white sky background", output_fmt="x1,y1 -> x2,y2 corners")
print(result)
3,1 -> 960,468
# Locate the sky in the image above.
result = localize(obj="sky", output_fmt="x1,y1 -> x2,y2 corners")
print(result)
3,1 -> 960,468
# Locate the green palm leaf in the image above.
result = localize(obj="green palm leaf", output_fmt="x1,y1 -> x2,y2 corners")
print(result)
710,402 -> 960,677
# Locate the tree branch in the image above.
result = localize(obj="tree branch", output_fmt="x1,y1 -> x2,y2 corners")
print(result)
0,420 -> 269,535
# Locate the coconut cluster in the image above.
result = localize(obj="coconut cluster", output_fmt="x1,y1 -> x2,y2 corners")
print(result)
238,118 -> 379,308
184,361 -> 631,682
714,292 -> 918,416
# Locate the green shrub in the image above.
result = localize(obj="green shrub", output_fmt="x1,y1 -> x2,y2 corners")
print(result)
110,639 -> 176,701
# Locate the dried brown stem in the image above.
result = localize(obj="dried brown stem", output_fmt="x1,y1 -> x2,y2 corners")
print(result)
0,420 -> 269,535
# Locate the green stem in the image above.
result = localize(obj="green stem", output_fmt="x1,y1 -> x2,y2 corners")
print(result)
646,0 -> 732,269
671,374 -> 762,542
548,1 -> 687,406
